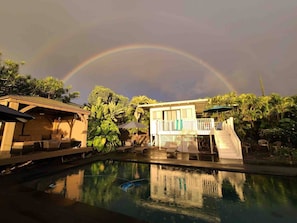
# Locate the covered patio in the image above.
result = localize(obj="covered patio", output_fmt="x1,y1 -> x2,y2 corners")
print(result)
0,95 -> 90,154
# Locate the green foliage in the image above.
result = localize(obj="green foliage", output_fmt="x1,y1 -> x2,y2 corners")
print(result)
0,52 -> 79,102
0,57 -> 35,96
210,92 -> 297,146
34,76 -> 80,102
87,88 -> 158,150
273,146 -> 297,159
92,136 -> 106,151
126,95 -> 158,125
87,85 -> 129,107
87,97 -> 121,152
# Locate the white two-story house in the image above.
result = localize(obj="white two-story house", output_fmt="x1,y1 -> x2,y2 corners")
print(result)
139,99 -> 243,160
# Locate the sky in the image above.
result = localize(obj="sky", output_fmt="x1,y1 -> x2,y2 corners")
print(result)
1,0 -> 297,104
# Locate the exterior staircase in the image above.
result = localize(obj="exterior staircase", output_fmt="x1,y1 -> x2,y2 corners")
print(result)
213,118 -> 243,160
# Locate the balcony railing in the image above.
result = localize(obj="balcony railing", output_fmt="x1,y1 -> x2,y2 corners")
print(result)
152,118 -> 215,134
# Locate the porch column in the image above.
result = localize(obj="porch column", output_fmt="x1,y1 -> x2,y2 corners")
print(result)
210,134 -> 214,154
0,102 -> 19,152
81,114 -> 88,147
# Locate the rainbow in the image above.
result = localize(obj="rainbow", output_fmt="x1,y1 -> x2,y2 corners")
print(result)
63,44 -> 236,92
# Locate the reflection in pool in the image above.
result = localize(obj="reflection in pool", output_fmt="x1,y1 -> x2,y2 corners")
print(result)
26,161 -> 297,223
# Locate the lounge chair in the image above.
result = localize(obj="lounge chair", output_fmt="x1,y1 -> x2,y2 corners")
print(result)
187,143 -> 199,160
133,147 -> 149,154
43,140 -> 61,151
164,142 -> 178,157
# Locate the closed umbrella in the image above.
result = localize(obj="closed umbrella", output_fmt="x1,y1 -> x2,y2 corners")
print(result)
0,104 -> 34,122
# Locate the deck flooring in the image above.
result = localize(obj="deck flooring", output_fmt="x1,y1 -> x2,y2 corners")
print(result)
0,147 -> 93,167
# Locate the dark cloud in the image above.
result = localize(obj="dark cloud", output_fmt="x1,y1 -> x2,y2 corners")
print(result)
1,0 -> 297,104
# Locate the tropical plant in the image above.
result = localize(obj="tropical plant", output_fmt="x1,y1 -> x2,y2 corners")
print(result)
209,92 -> 297,147
269,94 -> 295,122
126,95 -> 158,124
87,98 -> 121,152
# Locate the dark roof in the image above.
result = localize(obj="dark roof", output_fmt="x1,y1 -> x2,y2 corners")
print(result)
0,104 -> 34,122
138,99 -> 209,114
0,95 -> 90,115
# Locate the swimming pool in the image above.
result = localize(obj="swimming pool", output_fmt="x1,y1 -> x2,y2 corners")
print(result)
26,160 -> 297,223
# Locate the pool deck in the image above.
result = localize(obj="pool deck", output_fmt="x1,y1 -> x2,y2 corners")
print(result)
0,147 -> 94,166
1,146 -> 297,176
108,148 -> 297,177
1,146 -> 297,223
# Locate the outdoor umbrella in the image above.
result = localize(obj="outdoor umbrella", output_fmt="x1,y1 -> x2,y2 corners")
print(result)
203,105 -> 233,113
118,121 -> 147,146
118,121 -> 146,129
0,104 -> 34,122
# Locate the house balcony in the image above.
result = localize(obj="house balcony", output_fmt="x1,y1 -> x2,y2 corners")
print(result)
151,118 -> 216,136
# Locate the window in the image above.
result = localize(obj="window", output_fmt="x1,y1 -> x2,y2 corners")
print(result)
163,110 -> 180,121
181,108 -> 192,119
152,111 -> 162,120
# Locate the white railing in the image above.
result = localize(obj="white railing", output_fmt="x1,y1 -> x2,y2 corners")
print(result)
197,118 -> 215,131
153,118 -> 214,133
221,117 -> 242,159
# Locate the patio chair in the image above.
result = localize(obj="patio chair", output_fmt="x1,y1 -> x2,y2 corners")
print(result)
242,142 -> 251,154
271,141 -> 282,153
165,142 -> 178,158
258,139 -> 269,151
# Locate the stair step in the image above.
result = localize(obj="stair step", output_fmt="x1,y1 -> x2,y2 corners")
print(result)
215,129 -> 242,160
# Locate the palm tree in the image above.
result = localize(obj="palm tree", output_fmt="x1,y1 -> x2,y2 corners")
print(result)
126,95 -> 157,123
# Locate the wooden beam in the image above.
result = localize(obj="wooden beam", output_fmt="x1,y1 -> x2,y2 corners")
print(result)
0,102 -> 19,152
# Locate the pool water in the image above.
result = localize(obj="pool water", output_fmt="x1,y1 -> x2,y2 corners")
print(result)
26,160 -> 297,223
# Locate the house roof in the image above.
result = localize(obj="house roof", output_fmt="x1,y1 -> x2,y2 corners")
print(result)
0,95 -> 90,115
138,98 -> 209,113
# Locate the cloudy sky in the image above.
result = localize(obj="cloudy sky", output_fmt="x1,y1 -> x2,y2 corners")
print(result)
1,0 -> 296,103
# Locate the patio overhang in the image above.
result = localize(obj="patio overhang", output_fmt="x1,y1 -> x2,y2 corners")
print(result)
138,98 -> 209,114
0,95 -> 90,117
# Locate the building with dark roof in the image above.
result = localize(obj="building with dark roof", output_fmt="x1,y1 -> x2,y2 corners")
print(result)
0,95 -> 90,153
